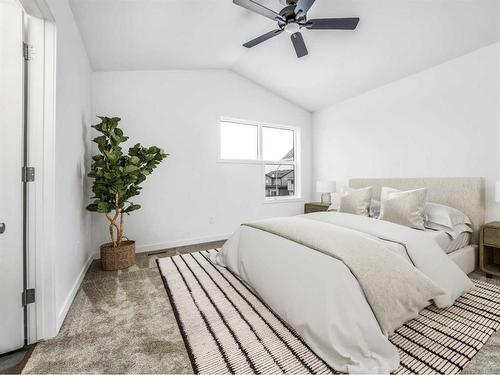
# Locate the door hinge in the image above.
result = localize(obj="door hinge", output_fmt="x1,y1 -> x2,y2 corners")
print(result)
23,42 -> 35,61
22,289 -> 36,306
22,166 -> 35,182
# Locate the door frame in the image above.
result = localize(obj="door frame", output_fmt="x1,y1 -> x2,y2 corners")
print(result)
18,0 -> 58,342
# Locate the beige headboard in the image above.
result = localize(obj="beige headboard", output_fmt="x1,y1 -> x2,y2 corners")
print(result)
349,177 -> 485,243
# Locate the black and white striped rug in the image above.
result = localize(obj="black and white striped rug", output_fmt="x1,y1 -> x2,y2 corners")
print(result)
157,250 -> 500,374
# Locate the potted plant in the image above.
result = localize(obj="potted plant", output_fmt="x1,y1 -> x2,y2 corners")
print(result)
86,116 -> 168,271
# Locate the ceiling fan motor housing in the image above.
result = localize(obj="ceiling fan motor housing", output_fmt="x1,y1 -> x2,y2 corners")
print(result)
279,5 -> 300,23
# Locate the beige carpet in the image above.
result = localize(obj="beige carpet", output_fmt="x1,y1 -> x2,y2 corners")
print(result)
22,243 -> 500,374
22,242 -> 224,374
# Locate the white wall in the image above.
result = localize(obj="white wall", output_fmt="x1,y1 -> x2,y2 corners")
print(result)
46,0 -> 93,332
313,43 -> 500,221
91,70 -> 312,253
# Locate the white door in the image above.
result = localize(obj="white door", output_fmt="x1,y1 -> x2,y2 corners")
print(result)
0,0 -> 25,353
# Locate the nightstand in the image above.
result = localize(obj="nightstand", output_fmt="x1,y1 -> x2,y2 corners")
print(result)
304,202 -> 330,214
480,222 -> 500,278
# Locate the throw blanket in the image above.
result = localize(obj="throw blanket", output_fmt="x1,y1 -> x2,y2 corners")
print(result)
304,211 -> 474,307
244,217 -> 443,335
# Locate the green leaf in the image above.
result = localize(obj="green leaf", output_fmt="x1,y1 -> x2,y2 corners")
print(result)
123,204 -> 141,213
124,165 -> 140,173
97,202 -> 111,213
86,203 -> 98,212
93,135 -> 107,145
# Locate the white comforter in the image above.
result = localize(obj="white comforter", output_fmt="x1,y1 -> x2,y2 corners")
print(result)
212,212 -> 473,373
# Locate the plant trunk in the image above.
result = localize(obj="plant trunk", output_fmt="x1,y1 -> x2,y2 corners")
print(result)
105,195 -> 122,248
108,221 -> 116,247
118,213 -> 124,245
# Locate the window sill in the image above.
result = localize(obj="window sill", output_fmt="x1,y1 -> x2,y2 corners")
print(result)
263,198 -> 304,204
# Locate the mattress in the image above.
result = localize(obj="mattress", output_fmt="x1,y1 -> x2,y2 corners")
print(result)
449,245 -> 478,275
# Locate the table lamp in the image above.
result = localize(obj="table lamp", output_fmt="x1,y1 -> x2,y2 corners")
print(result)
316,180 -> 336,205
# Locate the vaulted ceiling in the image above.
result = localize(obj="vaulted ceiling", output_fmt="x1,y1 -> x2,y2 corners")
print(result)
70,0 -> 500,111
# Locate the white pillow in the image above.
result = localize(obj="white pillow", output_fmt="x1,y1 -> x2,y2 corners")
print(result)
425,221 -> 473,239
338,187 -> 373,216
328,193 -> 341,211
380,187 -> 400,202
424,202 -> 472,228
380,187 -> 427,230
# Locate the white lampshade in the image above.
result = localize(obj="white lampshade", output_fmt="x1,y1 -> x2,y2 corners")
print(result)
496,181 -> 500,203
316,180 -> 336,193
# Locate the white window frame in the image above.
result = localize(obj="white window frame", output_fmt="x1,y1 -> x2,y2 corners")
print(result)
218,117 -> 301,202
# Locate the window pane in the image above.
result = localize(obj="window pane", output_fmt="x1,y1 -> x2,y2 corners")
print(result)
220,122 -> 258,160
262,127 -> 294,162
265,164 -> 295,198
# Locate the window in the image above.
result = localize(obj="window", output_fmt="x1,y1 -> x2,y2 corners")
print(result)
219,121 -> 258,160
219,118 -> 299,200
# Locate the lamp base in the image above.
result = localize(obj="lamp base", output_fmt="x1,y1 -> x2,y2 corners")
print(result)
321,192 -> 331,205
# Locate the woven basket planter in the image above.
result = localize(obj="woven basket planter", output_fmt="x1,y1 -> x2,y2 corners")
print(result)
100,240 -> 136,271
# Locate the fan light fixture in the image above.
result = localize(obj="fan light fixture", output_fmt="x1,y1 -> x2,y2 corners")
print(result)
284,22 -> 300,34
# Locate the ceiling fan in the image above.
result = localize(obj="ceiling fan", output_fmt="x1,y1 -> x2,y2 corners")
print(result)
234,0 -> 360,58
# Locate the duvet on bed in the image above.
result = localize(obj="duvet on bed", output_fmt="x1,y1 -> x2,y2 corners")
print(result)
211,212 -> 473,373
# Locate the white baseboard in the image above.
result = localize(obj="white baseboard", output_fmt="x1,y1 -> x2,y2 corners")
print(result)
55,253 -> 94,333
91,234 -> 231,259
135,233 -> 231,253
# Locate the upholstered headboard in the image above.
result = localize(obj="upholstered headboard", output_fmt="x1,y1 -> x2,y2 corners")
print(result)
349,177 -> 485,243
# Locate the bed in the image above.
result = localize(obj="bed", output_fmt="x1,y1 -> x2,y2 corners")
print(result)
212,177 -> 485,373
349,177 -> 484,274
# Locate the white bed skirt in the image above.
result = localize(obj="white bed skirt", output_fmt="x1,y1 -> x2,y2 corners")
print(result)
449,245 -> 478,275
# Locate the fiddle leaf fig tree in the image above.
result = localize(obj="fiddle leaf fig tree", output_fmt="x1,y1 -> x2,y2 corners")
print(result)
86,116 -> 168,247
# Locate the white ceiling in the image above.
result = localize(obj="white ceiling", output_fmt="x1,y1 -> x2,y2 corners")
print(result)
70,0 -> 500,111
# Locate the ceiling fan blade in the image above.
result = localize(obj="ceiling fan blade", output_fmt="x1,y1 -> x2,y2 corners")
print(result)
295,0 -> 316,19
306,18 -> 360,30
243,29 -> 283,48
290,32 -> 308,58
233,0 -> 285,22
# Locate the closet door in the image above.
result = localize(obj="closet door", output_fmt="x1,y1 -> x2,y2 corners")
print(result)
0,0 -> 25,353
